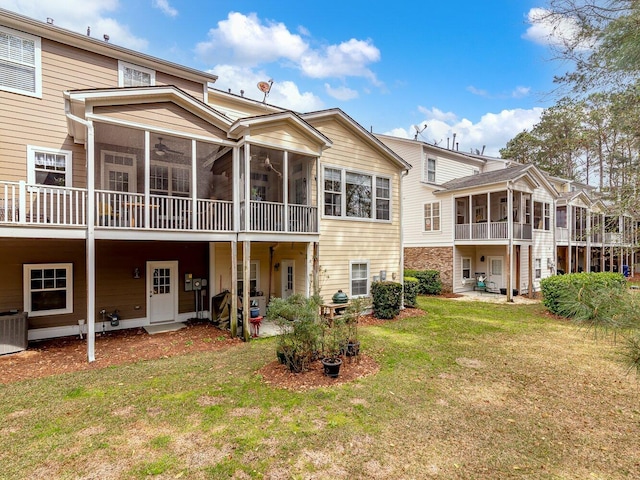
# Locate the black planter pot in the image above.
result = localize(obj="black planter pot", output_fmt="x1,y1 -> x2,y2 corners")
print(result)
321,357 -> 343,378
346,341 -> 360,357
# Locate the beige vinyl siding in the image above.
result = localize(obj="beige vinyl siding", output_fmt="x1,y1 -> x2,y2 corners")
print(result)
93,103 -> 227,140
211,242 -> 309,300
531,187 -> 556,290
311,119 -> 403,301
155,71 -> 204,101
206,92 -> 279,121
247,123 -> 324,156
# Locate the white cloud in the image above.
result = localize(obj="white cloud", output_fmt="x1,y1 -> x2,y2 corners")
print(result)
209,64 -> 324,112
388,107 -> 544,157
467,85 -> 489,97
417,106 -> 458,123
195,12 -> 381,85
0,0 -> 148,50
299,38 -> 381,83
153,0 -> 177,18
523,7 -> 593,51
467,85 -> 531,99
324,83 -> 359,101
195,12 -> 308,67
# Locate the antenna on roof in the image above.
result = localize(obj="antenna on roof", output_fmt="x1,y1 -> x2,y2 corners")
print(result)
103,34 -> 109,42
413,123 -> 427,140
87,26 -> 90,36
257,79 -> 273,103
46,18 -> 54,25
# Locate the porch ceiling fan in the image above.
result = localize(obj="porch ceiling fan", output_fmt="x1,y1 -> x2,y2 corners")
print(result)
154,137 -> 183,156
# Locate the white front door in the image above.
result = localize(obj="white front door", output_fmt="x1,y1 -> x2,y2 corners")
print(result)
488,256 -> 504,290
147,261 -> 178,324
281,259 -> 294,299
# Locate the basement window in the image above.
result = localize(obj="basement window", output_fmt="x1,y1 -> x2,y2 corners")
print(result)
23,263 -> 73,316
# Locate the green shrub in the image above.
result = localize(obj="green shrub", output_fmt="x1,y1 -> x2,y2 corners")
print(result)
404,269 -> 442,295
403,277 -> 419,308
541,272 -> 627,316
371,281 -> 403,319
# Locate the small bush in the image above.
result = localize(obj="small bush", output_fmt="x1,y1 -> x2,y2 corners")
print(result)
404,269 -> 442,295
403,277 -> 419,308
372,281 -> 403,319
540,272 -> 626,316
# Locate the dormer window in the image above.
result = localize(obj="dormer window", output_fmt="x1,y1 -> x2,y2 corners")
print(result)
118,61 -> 155,87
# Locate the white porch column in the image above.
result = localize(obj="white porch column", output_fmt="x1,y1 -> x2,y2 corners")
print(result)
230,239 -> 238,336
191,139 -> 198,229
242,240 -> 251,342
506,185 -> 513,302
86,122 -> 96,362
283,151 -> 289,232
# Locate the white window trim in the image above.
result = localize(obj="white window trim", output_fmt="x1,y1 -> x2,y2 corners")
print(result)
237,260 -> 261,294
27,145 -> 73,187
349,260 -> 370,298
150,160 -> 191,196
0,25 -> 42,98
423,201 -> 441,232
422,156 -> 436,183
535,258 -> 542,279
23,263 -> 73,317
100,150 -> 137,191
461,257 -> 472,280
118,60 -> 156,87
322,165 -> 392,223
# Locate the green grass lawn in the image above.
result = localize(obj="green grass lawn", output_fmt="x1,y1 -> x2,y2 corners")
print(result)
1,297 -> 638,479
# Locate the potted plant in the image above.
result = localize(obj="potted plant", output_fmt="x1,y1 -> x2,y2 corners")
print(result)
268,295 -> 323,373
321,315 -> 347,377
343,297 -> 369,357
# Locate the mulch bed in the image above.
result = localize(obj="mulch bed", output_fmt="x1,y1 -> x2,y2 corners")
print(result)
0,308 -> 426,386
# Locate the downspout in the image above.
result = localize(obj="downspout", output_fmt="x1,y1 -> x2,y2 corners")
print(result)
400,167 -> 409,305
65,105 -> 96,362
507,182 -> 513,302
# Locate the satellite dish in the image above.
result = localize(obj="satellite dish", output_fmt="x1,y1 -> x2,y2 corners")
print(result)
257,79 -> 273,102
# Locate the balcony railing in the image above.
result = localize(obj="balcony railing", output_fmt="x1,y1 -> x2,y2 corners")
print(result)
455,221 -> 532,240
0,181 -> 86,226
248,201 -> 318,233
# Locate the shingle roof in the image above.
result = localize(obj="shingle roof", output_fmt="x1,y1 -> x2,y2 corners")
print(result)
438,164 -> 531,191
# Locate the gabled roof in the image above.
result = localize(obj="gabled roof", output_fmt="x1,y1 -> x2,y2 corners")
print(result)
0,8 -> 217,85
228,111 -> 332,150
435,163 -> 559,197
64,85 -> 233,143
556,190 -> 593,207
303,109 -> 411,171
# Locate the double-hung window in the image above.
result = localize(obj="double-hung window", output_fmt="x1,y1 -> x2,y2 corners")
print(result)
0,26 -> 42,97
23,263 -> 73,316
323,167 -> 391,221
118,61 -> 155,87
350,261 -> 369,297
27,146 -> 73,187
462,257 -> 471,280
424,202 -> 441,231
535,258 -> 542,279
346,172 -> 371,218
323,168 -> 342,216
423,157 -> 436,183
534,201 -> 551,230
237,261 -> 260,296
376,177 -> 390,220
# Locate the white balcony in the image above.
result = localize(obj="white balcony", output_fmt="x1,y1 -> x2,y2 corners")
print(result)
455,221 -> 531,241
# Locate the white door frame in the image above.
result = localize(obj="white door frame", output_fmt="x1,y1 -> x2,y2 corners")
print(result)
146,260 -> 179,324
281,259 -> 295,298
487,256 -> 504,290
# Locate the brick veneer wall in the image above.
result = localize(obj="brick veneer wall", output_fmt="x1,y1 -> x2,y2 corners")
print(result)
404,246 -> 454,292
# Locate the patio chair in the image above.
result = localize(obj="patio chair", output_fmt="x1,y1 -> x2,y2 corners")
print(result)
474,274 -> 487,292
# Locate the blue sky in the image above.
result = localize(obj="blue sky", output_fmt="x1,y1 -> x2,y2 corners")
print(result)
1,0 -> 570,156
